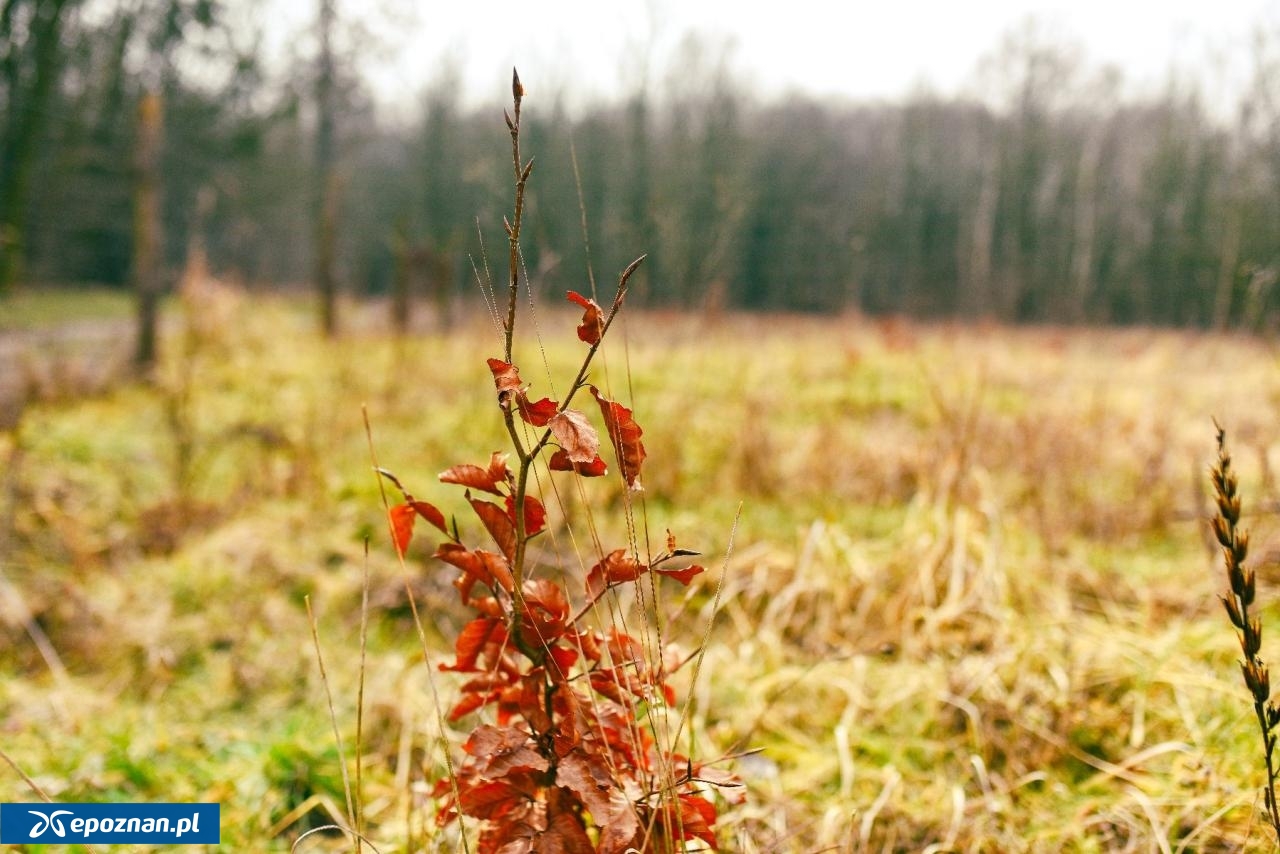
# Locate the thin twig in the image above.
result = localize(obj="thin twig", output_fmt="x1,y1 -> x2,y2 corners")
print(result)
503,67 -> 527,362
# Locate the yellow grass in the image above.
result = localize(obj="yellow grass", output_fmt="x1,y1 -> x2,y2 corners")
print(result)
2,292 -> 1278,851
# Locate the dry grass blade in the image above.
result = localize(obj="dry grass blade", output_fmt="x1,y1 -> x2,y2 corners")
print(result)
0,746 -> 101,854
304,596 -> 358,843
290,822 -> 385,854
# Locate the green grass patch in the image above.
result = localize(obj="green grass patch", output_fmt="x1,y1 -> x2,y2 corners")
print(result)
0,286 -> 144,330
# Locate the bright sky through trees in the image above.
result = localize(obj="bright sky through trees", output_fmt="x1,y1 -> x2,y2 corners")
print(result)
264,0 -> 1277,113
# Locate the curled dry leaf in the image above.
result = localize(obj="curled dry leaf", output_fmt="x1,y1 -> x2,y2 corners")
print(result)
548,409 -> 599,463
586,548 -> 647,598
436,543 -> 516,594
486,358 -> 523,404
440,451 -> 511,495
549,449 -> 607,477
590,386 -> 646,489
518,577 -> 570,646
487,359 -> 561,426
566,290 -> 604,345
654,563 -> 705,586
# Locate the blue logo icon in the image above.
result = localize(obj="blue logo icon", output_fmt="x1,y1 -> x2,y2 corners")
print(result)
26,808 -> 73,838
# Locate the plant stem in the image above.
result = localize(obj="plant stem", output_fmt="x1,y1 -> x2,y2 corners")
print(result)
504,67 -> 526,364
1213,423 -> 1280,844
499,67 -> 538,661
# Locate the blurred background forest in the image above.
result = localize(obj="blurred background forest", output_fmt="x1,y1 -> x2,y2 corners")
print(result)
5,0 -> 1280,328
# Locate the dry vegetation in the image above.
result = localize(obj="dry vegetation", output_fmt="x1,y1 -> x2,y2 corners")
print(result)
3,288 -> 1280,851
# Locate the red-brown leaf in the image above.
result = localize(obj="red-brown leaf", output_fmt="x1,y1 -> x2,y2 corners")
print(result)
673,792 -> 719,848
551,689 -> 583,756
576,630 -> 603,663
457,779 -> 526,821
464,724 -> 551,777
536,811 -> 594,854
606,629 -> 645,665
590,386 -> 647,489
471,594 -> 504,617
505,494 -> 547,535
440,463 -> 491,491
519,578 -> 570,645
508,671 -> 552,733
549,449 -> 608,477
435,545 -> 514,599
584,565 -> 606,599
566,290 -> 604,345
436,543 -> 516,594
548,409 -> 599,463
654,563 -> 705,586
586,548 -> 648,598
458,673 -> 514,694
447,690 -> 497,722
410,499 -> 448,534
440,452 -> 510,495
588,670 -> 629,705
444,616 -> 504,672
470,496 -> 517,563
487,450 -> 512,484
487,358 -> 524,404
547,643 -> 579,674
518,395 -> 558,427
476,549 -> 516,593
389,503 -> 416,556
556,750 -> 639,845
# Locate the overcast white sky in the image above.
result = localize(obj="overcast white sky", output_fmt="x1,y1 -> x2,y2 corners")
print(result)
267,0 -> 1280,114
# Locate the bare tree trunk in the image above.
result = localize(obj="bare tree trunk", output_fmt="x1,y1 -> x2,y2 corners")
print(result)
964,147 -> 998,317
134,90 -> 163,373
313,0 -> 338,337
430,247 -> 453,332
1212,208 -> 1241,331
1067,129 -> 1102,323
0,0 -> 73,295
390,222 -> 410,334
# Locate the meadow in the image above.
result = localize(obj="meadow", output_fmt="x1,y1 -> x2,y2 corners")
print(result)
3,286 -> 1280,852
